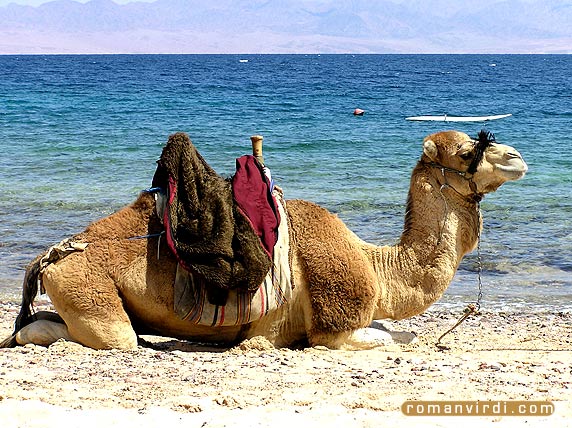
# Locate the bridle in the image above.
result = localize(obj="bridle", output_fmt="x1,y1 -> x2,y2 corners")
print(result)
423,129 -> 496,246
426,129 -> 497,348
424,130 -> 496,204
428,163 -> 483,204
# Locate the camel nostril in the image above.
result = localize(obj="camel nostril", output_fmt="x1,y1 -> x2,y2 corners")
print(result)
506,151 -> 521,160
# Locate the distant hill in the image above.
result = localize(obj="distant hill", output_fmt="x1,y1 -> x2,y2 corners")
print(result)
1,0 -> 571,53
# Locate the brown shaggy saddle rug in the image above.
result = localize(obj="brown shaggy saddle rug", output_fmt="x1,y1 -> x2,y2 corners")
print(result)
152,132 -> 280,306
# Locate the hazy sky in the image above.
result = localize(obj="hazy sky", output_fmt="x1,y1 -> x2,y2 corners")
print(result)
0,0 -> 155,5
1,0 -> 566,54
0,0 -> 543,6
0,0 -> 545,8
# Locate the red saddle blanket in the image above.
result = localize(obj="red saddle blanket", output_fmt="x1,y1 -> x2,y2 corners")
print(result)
232,155 -> 280,259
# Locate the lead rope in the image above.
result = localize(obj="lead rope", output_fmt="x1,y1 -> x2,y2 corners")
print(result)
436,201 -> 484,350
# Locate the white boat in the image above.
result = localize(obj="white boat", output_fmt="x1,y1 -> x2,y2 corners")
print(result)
406,113 -> 512,122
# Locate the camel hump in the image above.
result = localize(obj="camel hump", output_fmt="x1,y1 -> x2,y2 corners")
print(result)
286,199 -> 350,242
286,199 -> 329,217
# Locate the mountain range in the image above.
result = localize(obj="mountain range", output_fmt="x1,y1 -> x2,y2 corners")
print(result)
1,0 -> 571,53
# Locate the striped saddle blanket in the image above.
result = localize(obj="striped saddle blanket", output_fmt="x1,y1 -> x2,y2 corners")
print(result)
173,190 -> 293,326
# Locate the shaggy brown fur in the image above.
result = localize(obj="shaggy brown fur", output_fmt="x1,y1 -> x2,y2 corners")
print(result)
287,200 -> 377,336
152,132 -> 271,304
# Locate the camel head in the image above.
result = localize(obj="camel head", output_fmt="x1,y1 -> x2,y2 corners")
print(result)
421,130 -> 528,200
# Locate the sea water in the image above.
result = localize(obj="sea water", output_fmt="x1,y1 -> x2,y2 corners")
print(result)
0,54 -> 570,311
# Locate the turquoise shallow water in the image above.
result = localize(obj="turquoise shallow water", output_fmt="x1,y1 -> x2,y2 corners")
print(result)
0,54 -> 570,311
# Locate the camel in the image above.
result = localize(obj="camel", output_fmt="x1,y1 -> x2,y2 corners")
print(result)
1,130 -> 527,350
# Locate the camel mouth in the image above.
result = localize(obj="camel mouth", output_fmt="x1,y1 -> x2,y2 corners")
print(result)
496,161 -> 528,180
491,147 -> 528,181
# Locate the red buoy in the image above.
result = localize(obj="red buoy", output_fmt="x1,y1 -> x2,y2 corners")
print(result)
353,108 -> 365,116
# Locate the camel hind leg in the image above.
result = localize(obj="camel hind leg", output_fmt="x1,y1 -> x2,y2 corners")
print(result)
14,312 -> 74,347
41,251 -> 138,350
0,312 -> 71,348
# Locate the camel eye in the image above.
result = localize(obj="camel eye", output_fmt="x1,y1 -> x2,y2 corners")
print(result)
459,152 -> 474,161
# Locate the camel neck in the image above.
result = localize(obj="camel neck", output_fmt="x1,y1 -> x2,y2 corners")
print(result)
368,165 -> 481,320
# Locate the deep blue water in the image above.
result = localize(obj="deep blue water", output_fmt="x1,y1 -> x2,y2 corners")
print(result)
0,54 -> 570,311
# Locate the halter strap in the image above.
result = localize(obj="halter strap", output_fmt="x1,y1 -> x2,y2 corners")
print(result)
424,162 -> 483,203
423,129 -> 495,204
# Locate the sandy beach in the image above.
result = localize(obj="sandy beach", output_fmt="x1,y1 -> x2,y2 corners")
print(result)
1,300 -> 570,427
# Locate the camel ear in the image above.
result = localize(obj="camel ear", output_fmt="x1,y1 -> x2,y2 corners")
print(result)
423,139 -> 438,161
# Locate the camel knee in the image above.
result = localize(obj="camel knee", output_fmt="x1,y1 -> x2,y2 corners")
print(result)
15,320 -> 74,347
67,321 -> 138,350
308,330 -> 353,349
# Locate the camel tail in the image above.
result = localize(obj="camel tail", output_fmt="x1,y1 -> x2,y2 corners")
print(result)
15,254 -> 43,331
0,254 -> 43,348
0,333 -> 17,348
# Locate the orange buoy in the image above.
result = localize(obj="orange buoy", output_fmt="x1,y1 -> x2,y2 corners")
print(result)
353,108 -> 365,116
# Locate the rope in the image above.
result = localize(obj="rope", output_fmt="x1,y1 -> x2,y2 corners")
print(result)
436,303 -> 479,349
127,231 -> 165,260
436,201 -> 484,350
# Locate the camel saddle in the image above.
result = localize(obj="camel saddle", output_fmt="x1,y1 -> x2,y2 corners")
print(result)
151,132 -> 280,306
173,188 -> 292,326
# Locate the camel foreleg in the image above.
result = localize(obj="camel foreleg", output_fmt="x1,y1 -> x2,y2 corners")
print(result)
309,322 -> 418,350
